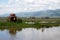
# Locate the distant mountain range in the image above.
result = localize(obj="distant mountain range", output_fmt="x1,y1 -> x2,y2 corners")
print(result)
0,9 -> 60,18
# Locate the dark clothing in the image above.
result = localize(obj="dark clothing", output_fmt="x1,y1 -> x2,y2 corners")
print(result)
10,16 -> 17,22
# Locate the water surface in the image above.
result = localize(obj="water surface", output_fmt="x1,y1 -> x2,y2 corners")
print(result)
0,27 -> 60,40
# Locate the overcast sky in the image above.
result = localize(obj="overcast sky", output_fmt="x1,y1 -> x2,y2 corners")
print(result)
0,0 -> 60,15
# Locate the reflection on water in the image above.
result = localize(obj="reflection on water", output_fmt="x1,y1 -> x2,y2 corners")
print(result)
9,28 -> 22,35
0,27 -> 60,40
41,28 -> 45,32
9,29 -> 17,35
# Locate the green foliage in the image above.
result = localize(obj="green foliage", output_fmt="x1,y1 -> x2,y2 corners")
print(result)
0,18 -> 60,29
16,18 -> 22,23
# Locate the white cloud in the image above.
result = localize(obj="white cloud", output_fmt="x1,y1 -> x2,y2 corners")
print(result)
0,0 -> 60,15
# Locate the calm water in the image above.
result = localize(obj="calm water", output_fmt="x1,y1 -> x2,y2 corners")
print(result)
0,27 -> 60,40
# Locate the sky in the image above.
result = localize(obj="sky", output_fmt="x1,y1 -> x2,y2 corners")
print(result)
0,0 -> 60,15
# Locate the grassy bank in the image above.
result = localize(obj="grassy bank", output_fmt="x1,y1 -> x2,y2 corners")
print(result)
0,22 -> 60,29
0,18 -> 60,30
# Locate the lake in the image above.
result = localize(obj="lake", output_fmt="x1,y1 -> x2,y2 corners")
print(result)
0,26 -> 60,40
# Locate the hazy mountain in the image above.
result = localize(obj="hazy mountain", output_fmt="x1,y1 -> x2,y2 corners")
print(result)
0,9 -> 60,18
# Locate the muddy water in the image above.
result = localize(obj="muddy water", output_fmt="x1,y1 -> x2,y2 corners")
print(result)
0,27 -> 60,40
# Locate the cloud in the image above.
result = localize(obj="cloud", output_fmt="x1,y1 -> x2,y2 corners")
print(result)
0,0 -> 60,15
